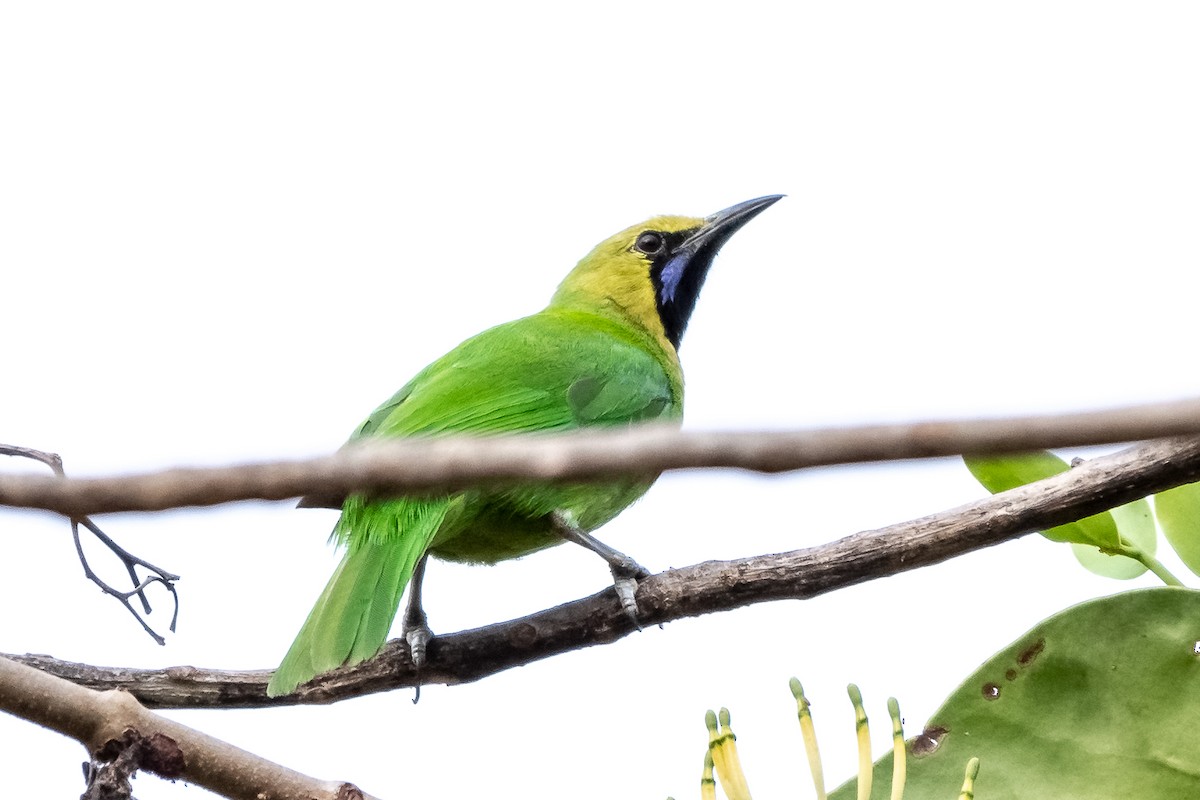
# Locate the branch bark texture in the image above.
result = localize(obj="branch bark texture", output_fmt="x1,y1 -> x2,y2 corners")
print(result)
2,398 -> 1200,516
0,654 -> 377,799
13,435 -> 1200,710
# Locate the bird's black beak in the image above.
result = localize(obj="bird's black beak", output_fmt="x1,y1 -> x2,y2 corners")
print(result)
654,195 -> 783,350
678,195 -> 784,257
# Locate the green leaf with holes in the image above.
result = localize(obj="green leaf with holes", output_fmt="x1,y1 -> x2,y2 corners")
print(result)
829,588 -> 1200,799
1156,482 -> 1200,577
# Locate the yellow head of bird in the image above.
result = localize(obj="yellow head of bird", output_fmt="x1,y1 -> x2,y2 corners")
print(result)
551,195 -> 782,352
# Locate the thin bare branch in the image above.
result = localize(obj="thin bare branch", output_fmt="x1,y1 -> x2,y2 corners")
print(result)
0,444 -> 64,474
1,445 -> 180,643
0,653 -> 378,800
12,435 -> 1200,710
70,517 -> 181,645
2,397 -> 1200,517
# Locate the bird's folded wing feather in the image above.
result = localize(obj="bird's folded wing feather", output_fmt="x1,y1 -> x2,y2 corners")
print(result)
299,313 -> 677,508
356,314 -> 676,438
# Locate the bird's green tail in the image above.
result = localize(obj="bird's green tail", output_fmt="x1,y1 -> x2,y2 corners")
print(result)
267,496 -> 449,697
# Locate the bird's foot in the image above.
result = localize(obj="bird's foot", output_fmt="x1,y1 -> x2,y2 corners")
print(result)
405,622 -> 433,670
403,619 -> 433,704
549,510 -> 651,630
609,562 -> 649,631
609,553 -> 651,581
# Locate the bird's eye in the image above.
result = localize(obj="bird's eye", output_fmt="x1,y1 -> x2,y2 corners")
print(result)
634,231 -> 665,255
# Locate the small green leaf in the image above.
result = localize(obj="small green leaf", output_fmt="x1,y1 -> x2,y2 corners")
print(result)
963,451 -> 1070,493
1069,498 -> 1153,579
1155,482 -> 1200,577
964,452 -> 1118,548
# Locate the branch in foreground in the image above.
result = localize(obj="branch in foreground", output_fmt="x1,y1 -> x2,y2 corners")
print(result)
0,654 -> 377,800
14,435 -> 1200,710
1,398 -> 1200,516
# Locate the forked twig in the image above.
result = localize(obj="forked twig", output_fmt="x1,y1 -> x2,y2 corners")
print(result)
1,444 -> 179,644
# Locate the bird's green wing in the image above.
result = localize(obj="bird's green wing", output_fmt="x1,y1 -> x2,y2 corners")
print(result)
354,310 -> 680,441
565,374 -> 672,426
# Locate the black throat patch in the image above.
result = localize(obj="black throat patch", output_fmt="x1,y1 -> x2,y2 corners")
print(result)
648,229 -> 711,350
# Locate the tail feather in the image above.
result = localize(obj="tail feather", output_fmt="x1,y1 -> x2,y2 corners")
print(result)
350,539 -> 415,663
267,497 -> 449,697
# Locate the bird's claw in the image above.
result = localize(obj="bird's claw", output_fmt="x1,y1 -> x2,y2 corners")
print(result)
611,572 -> 643,630
405,623 -> 432,669
404,623 -> 433,704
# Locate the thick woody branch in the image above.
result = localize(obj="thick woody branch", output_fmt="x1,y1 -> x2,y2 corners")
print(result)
0,655 -> 377,799
2,397 -> 1200,517
13,435 -> 1200,710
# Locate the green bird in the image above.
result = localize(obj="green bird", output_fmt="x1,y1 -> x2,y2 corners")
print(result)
267,195 -> 781,697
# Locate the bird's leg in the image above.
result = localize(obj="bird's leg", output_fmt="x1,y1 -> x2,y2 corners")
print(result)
402,554 -> 433,703
550,510 -> 649,629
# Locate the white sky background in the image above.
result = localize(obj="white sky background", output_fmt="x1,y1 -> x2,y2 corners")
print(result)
2,2 -> 1199,797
